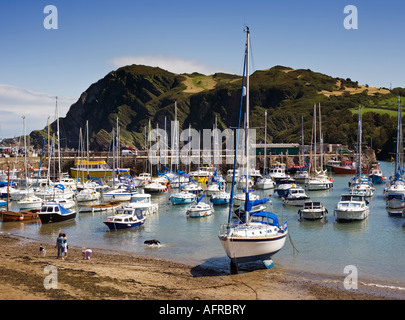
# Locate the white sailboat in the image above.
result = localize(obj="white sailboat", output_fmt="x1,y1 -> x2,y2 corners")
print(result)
218,27 -> 287,270
348,106 -> 375,197
305,104 -> 333,191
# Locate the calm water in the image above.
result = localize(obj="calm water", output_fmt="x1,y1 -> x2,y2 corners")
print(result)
2,161 -> 405,287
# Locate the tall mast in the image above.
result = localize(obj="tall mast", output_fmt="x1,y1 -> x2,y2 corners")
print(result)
264,111 -> 267,174
23,116 -> 27,186
56,96 -> 61,180
245,26 -> 250,214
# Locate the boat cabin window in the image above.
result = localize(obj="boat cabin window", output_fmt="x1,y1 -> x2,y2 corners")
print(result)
47,206 -> 54,212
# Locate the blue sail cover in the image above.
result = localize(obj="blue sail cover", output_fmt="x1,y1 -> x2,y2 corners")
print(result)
197,194 -> 206,203
250,211 -> 280,227
245,197 -> 270,212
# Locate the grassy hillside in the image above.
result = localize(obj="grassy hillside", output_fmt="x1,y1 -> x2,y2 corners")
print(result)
28,64 -> 403,160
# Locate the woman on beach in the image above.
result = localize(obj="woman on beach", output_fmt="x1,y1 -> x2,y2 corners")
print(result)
56,233 -> 64,259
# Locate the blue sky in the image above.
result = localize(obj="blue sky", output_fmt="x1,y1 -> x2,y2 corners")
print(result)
0,0 -> 404,138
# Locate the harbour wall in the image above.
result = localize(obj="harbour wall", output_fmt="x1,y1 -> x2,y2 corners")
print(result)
0,149 -> 376,178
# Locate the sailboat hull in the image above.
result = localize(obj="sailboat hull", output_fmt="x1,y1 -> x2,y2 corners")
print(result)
218,231 -> 287,264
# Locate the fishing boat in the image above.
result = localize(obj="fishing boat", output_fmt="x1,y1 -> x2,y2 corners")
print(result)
218,27 -> 287,270
332,161 -> 357,175
334,193 -> 369,222
38,203 -> 77,224
298,201 -> 328,220
282,186 -> 310,207
127,193 -> 158,215
368,164 -> 385,184
78,201 -> 122,213
103,207 -> 145,230
186,195 -> 214,218
169,191 -> 196,205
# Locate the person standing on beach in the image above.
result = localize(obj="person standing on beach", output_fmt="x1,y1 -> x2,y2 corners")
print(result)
63,233 -> 68,259
56,233 -> 64,259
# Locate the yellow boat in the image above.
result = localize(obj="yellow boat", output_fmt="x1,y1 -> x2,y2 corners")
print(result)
70,160 -> 130,179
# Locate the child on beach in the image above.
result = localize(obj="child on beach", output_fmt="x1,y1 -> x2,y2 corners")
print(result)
63,233 -> 68,259
56,233 -> 64,259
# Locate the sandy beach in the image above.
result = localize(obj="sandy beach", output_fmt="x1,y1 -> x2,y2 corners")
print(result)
0,232 -> 403,302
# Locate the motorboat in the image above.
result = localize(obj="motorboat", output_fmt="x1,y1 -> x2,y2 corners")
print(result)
334,193 -> 369,222
104,207 -> 146,230
255,176 -> 275,190
305,175 -> 334,191
186,195 -> 214,218
294,169 -> 309,184
386,193 -> 405,209
78,201 -> 122,213
181,182 -> 202,194
38,203 -> 77,224
210,191 -> 231,205
133,173 -> 151,187
127,193 -> 159,215
267,164 -> 289,183
15,194 -> 43,211
76,188 -> 101,202
282,186 -> 310,207
143,182 -> 168,193
274,179 -> 296,198
169,191 -> 196,205
233,191 -> 260,207
102,183 -> 136,201
298,201 -> 328,220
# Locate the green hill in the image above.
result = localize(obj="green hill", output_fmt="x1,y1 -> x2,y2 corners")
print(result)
29,64 -> 403,160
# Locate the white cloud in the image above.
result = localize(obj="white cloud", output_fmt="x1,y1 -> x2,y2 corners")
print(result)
0,84 -> 76,139
108,55 -> 222,75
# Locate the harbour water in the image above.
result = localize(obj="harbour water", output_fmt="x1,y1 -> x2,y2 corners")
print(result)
1,161 -> 405,290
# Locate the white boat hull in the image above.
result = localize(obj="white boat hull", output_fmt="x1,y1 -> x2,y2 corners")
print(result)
334,207 -> 369,221
218,230 -> 287,263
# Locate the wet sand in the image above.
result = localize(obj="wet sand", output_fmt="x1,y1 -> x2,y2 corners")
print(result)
0,233 -> 403,301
